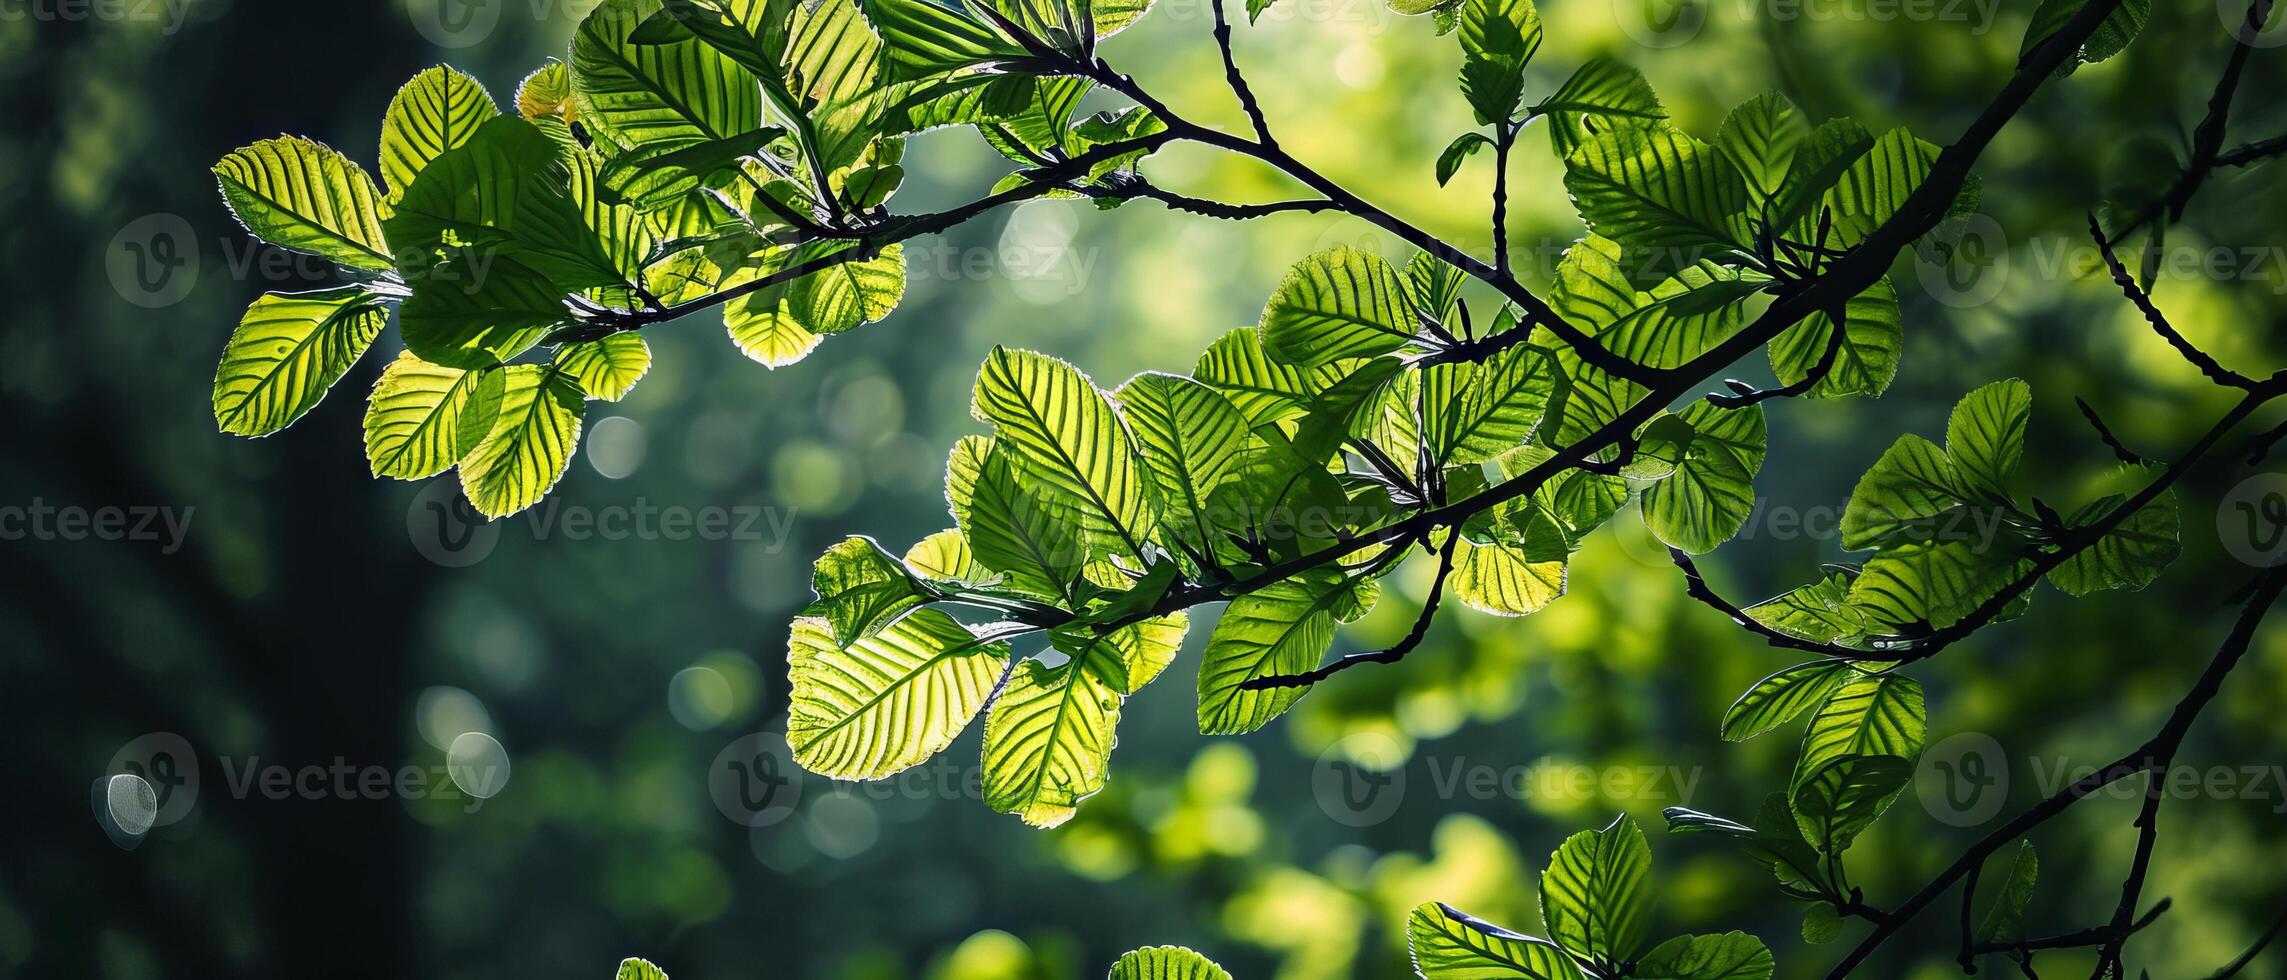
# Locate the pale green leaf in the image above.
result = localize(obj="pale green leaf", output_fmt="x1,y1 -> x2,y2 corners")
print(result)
1259,246 -> 1418,368
1118,372 -> 1255,563
1456,0 -> 1541,123
1451,539 -> 1565,616
1945,378 -> 2030,503
212,287 -> 389,437
1107,946 -> 1233,980
1722,661 -> 1853,742
1640,402 -> 1766,554
963,443 -> 1088,601
1197,570 -> 1373,734
1563,124 -> 1748,258
1532,57 -> 1664,162
972,346 -> 1157,558
556,333 -> 652,401
573,0 -> 763,152
1713,92 -> 1807,206
457,365 -> 586,518
1407,902 -> 1585,979
380,66 -> 501,208
808,535 -> 928,644
1539,813 -> 1653,964
363,351 -> 504,479
214,137 -> 393,270
980,639 -> 1127,828
786,610 -> 1010,778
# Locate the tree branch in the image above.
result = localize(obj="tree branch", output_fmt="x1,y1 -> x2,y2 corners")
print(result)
2088,213 -> 2259,389
1825,566 -> 2287,977
1243,532 -> 1458,689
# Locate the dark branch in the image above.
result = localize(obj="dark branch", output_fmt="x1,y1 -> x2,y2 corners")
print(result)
1706,301 -> 1850,408
1242,533 -> 1456,689
2087,213 -> 2259,389
2077,396 -> 2150,465
1668,548 -> 1864,657
1826,567 -> 2287,977
2102,0 -> 2276,247
1208,0 -> 1275,146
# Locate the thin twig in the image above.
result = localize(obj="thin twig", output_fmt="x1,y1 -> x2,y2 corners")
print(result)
1826,567 -> 2287,977
2088,213 -> 2258,389
1243,533 -> 1457,689
2077,396 -> 2150,465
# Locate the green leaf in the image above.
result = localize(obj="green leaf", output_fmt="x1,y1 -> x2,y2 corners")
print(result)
1722,662 -> 1853,742
379,66 -> 501,209
1801,905 -> 1842,945
1975,841 -> 2039,944
1594,260 -> 1762,368
963,443 -> 1088,601
792,243 -> 907,333
1053,612 -> 1187,696
2048,490 -> 2179,595
785,610 -> 1010,778
972,347 -> 1157,559
1768,118 -> 1875,236
1640,402 -> 1766,554
1632,933 -> 1774,980
1532,57 -> 1664,162
2021,0 -> 2149,66
980,638 -> 1128,828
1818,128 -> 1936,249
456,365 -> 586,518
1840,434 -> 1963,550
1451,539 -> 1566,616
556,334 -> 653,402
384,115 -> 626,292
214,137 -> 393,270
1945,378 -> 2030,504
1438,132 -> 1495,186
1118,373 -> 1255,563
1663,801 -> 1825,893
1796,672 -> 1925,781
1107,946 -> 1233,980
1407,253 -> 1469,325
726,276 -> 824,368
1423,345 -> 1560,465
1456,0 -> 1541,124
212,287 -> 389,437
862,0 -> 1029,81
597,126 -> 783,211
1768,277 -> 1902,399
363,351 -> 504,480
905,528 -> 985,585
616,957 -> 669,980
1194,326 -> 1324,425
1791,753 -> 1913,853
1407,902 -> 1585,979
1849,537 -> 2031,629
573,0 -> 763,152
1745,572 -> 1873,646
808,535 -> 929,644
1563,124 -> 1747,261
1259,246 -> 1418,368
944,434 -> 991,522
1197,570 -> 1373,733
398,260 -> 572,370
1540,813 -> 1653,964
1713,92 -> 1807,206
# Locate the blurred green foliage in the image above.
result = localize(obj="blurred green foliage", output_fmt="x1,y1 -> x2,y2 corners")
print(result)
9,0 -> 2287,977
